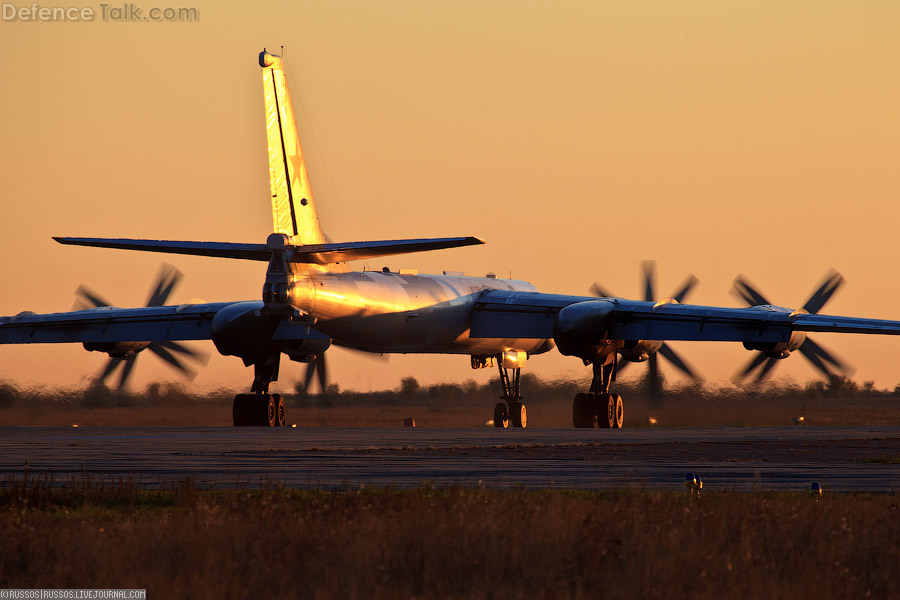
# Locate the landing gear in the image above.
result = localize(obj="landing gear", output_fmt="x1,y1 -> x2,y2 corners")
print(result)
572,354 -> 625,429
494,358 -> 527,428
233,393 -> 253,426
572,393 -> 594,428
493,402 -> 509,428
274,394 -> 286,426
512,402 -> 527,428
232,353 -> 286,427
609,393 -> 623,429
232,393 -> 284,426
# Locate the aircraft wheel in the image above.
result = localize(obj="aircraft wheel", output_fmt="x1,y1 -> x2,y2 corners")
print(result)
493,402 -> 509,428
259,394 -> 277,427
597,393 -> 614,429
273,393 -> 286,426
611,393 -> 624,429
232,394 -> 252,426
573,393 -> 594,428
511,403 -> 527,428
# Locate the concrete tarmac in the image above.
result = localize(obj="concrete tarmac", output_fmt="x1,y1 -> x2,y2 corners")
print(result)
2,426 -> 899,492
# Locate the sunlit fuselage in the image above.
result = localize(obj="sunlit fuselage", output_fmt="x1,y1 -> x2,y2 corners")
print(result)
287,269 -> 554,356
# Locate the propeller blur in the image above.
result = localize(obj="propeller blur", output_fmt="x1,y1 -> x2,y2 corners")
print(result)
77,264 -> 209,389
731,271 -> 854,384
590,260 -> 701,397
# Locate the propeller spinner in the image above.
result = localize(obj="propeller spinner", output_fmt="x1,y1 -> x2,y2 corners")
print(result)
731,270 -> 854,383
76,264 -> 209,389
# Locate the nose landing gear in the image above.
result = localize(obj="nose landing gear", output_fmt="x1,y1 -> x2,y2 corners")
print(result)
493,358 -> 526,428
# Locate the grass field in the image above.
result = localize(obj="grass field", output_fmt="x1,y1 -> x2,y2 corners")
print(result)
2,474 -> 898,599
3,378 -> 898,597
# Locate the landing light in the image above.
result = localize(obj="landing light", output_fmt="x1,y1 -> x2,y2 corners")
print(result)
684,472 -> 702,496
501,350 -> 527,369
810,482 -> 823,496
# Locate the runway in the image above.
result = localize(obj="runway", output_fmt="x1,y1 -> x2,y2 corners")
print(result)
2,426 -> 899,492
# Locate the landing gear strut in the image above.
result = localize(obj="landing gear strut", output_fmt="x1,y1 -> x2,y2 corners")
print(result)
493,358 -> 526,428
232,353 -> 287,426
573,353 -> 624,429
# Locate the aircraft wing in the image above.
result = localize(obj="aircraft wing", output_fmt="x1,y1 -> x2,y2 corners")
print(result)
469,290 -> 900,342
0,302 -> 327,345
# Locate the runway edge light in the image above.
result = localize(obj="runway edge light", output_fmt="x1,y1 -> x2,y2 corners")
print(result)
685,472 -> 702,496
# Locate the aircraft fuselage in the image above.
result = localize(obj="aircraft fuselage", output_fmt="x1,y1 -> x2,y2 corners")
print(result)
290,270 -> 554,356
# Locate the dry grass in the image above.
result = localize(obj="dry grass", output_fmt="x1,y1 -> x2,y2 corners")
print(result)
1,474 -> 898,599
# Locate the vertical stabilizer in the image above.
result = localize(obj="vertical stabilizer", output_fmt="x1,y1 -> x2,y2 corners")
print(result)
259,50 -> 326,245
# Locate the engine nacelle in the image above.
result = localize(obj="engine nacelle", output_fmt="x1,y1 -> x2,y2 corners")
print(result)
83,341 -> 150,358
211,301 -> 330,366
742,330 -> 807,359
553,300 -> 617,362
211,301 -> 282,364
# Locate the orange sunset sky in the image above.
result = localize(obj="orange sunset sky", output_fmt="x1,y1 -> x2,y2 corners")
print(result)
2,1 -> 900,394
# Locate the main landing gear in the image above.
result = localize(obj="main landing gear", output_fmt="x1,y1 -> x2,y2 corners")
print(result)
233,353 -> 287,426
493,359 -> 527,428
573,354 -> 624,428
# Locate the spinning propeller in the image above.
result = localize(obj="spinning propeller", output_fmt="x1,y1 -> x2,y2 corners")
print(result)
299,353 -> 329,395
76,264 -> 209,389
731,270 -> 854,383
296,346 -> 390,395
590,260 -> 701,394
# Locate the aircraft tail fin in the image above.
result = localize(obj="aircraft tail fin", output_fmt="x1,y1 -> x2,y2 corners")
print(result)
259,49 -> 326,246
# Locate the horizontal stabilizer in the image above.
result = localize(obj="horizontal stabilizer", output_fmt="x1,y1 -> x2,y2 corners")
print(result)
296,237 -> 484,263
54,236 -> 484,264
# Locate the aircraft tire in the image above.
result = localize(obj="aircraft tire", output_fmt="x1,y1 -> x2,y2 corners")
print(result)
572,393 -> 594,428
258,394 -> 277,427
611,393 -> 624,429
510,402 -> 527,428
493,402 -> 509,428
273,394 -> 286,426
597,393 -> 614,429
232,394 -> 252,426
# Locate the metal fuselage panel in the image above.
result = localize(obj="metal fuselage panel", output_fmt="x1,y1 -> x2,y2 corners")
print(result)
290,270 -> 552,355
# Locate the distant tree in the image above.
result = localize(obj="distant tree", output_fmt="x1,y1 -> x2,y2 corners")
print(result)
400,377 -> 420,395
0,381 -> 18,408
